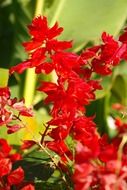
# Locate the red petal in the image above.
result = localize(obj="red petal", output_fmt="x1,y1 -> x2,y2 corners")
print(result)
21,140 -> 36,150
23,41 -> 42,51
0,87 -> 10,98
46,40 -> 72,51
7,124 -> 22,134
35,62 -> 54,74
102,32 -> 114,43
46,141 -> 69,155
20,184 -> 35,190
0,138 -> 12,157
0,158 -> 12,177
19,107 -> 33,117
28,16 -> 48,41
7,167 -> 24,185
119,28 -> 127,43
9,61 -> 31,74
9,153 -> 22,162
48,22 -> 63,39
37,81 -> 58,93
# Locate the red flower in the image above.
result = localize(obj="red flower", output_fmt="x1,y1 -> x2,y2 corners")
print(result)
10,16 -> 71,75
0,87 -> 10,98
9,153 -> 22,162
7,167 -> 24,185
21,140 -> 36,150
7,124 -> 22,134
0,158 -> 12,177
0,87 -> 33,133
26,16 -> 63,43
115,118 -> 127,134
91,32 -> 126,75
10,61 -> 31,74
9,98 -> 33,117
35,62 -> 54,74
48,125 -> 71,140
20,184 -> 35,190
73,163 -> 94,190
119,27 -> 127,44
0,138 -> 12,158
75,142 -> 97,163
0,139 -> 31,189
46,140 -> 69,156
8,15 -> 127,189
99,135 -> 118,162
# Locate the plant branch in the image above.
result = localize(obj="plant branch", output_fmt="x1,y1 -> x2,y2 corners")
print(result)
37,142 -> 71,190
40,124 -> 50,144
115,134 -> 127,190
24,123 -> 71,189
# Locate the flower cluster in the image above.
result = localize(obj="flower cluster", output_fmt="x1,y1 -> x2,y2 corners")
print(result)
73,130 -> 127,189
0,138 -> 34,190
8,16 -> 127,189
0,87 -> 33,134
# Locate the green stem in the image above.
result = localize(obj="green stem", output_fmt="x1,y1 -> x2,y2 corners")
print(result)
34,0 -> 45,16
114,134 -> 127,190
23,68 -> 37,106
73,42 -> 87,53
0,68 -> 9,87
23,0 -> 45,106
24,124 -> 71,190
117,135 -> 127,163
49,0 -> 66,27
37,142 -> 71,190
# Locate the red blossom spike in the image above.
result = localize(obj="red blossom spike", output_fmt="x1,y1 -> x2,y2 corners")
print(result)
9,16 -> 71,74
8,15 -> 127,189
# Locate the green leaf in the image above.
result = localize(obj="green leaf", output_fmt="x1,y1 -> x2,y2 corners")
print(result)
86,97 -> 109,134
111,75 -> 127,105
14,160 -> 54,181
111,61 -> 127,105
95,75 -> 113,99
0,1 -> 15,68
35,181 -> 68,190
0,68 -> 9,87
0,126 -> 22,145
23,150 -> 51,163
14,149 -> 54,182
10,0 -> 33,66
46,0 -> 127,50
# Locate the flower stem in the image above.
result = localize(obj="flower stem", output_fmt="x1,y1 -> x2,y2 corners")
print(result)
34,0 -> 45,16
115,134 -> 127,190
49,0 -> 66,27
37,142 -> 71,190
23,0 -> 45,106
117,135 -> 127,162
